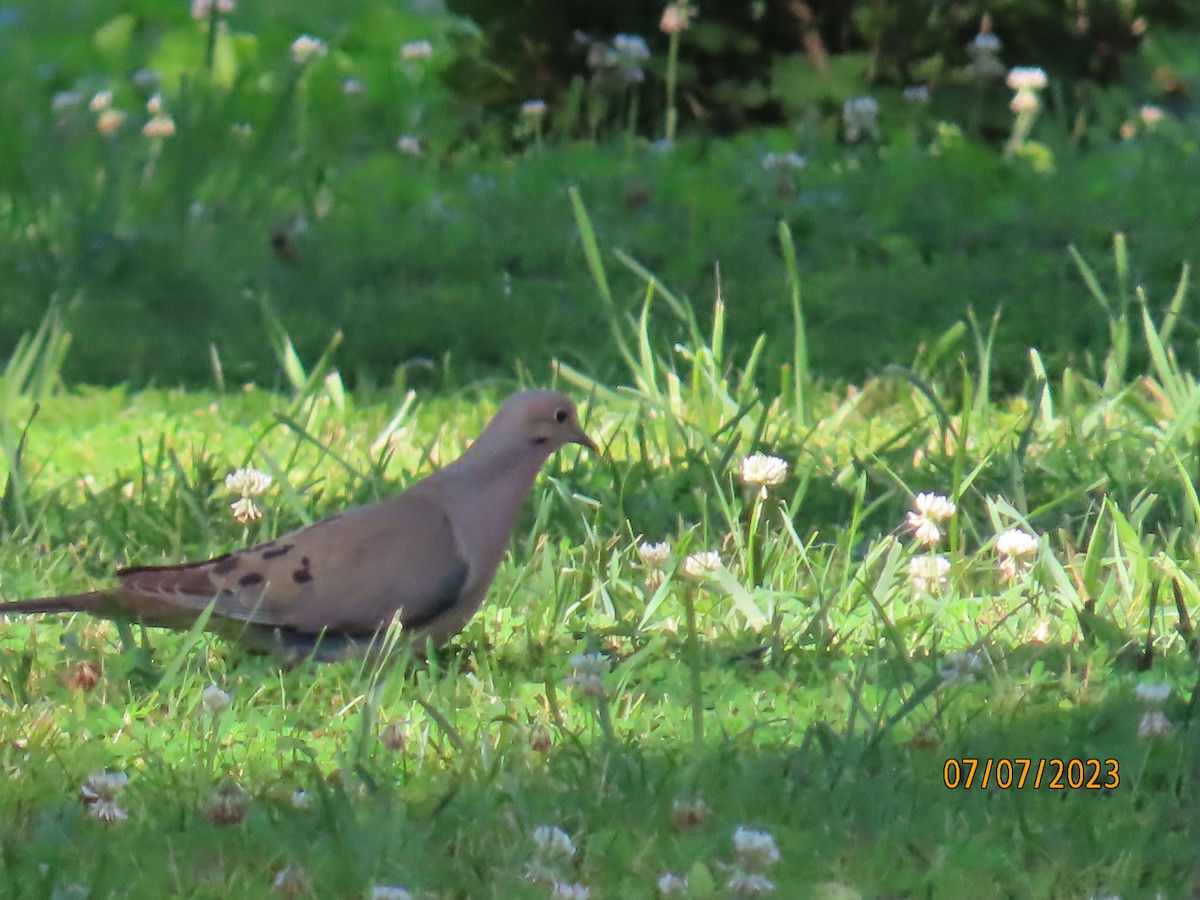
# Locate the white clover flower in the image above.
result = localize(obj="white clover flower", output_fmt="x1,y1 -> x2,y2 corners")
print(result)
908,554 -> 950,595
200,683 -> 231,714
342,77 -> 366,96
226,467 -> 272,497
206,780 -> 249,825
1139,104 -> 1164,127
566,652 -> 610,698
400,39 -> 433,61
842,95 -> 880,142
903,85 -> 931,103
226,466 -> 271,523
528,825 -> 578,883
396,135 -> 423,157
683,550 -> 722,580
80,771 -> 129,822
521,99 -> 548,119
88,90 -> 113,113
644,568 -> 666,593
370,887 -> 412,900
970,33 -> 1002,53
191,0 -> 235,19
1009,89 -> 1040,114
290,35 -> 327,65
132,68 -> 160,89
89,797 -> 129,822
1138,710 -> 1172,739
914,492 -> 956,521
727,871 -> 776,896
938,649 -> 982,684
996,528 -> 1038,581
660,3 -> 695,35
273,865 -> 309,896
657,872 -> 689,895
733,827 -> 780,870
906,492 -> 955,547
291,788 -> 312,810
740,453 -> 789,491
638,540 -> 671,569
52,90 -> 85,112
532,825 -> 576,860
96,109 -> 125,136
965,30 -> 1006,80
229,497 -> 262,524
760,151 -> 807,171
552,883 -> 590,900
146,93 -> 164,115
671,796 -> 712,830
1006,66 -> 1048,92
142,114 -> 176,139
1134,682 -> 1170,706
612,33 -> 650,62
605,33 -> 651,83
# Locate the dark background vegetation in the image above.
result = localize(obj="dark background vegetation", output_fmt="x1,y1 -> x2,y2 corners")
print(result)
0,0 -> 1198,390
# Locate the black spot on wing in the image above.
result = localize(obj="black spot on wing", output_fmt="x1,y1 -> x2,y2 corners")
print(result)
212,556 -> 240,575
262,544 -> 294,559
292,555 -> 313,584
238,572 -> 264,586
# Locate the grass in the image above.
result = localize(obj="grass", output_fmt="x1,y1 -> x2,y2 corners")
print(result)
4,2 -> 1200,896
2,1 -> 1198,389
2,229 -> 1200,896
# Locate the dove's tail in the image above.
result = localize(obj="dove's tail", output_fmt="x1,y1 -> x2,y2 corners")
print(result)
0,591 -> 114,616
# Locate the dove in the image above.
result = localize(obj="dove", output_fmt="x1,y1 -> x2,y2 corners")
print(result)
0,389 -> 597,662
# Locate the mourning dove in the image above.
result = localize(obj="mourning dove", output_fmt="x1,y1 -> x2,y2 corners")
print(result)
0,389 -> 596,661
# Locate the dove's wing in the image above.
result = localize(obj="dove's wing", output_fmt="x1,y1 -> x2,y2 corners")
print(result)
115,489 -> 470,636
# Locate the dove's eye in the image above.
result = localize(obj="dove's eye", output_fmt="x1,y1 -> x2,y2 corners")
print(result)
554,408 -> 568,424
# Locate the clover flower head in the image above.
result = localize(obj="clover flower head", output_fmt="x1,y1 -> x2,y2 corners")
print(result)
551,883 -> 590,900
521,99 -> 548,119
290,35 -> 327,65
938,649 -> 982,684
1134,682 -> 1170,706
400,40 -> 433,61
1138,710 -> 1171,739
733,827 -> 781,870
658,872 -> 689,895
191,0 -> 235,19
142,114 -> 176,138
908,554 -> 951,595
1006,66 -> 1048,92
683,550 -> 722,580
740,453 -> 789,489
80,771 -> 129,822
660,2 -> 696,35
906,492 -> 955,546
273,865 -> 309,897
638,540 -> 671,569
200,683 -> 231,714
761,151 -> 807,171
566,652 -> 610,698
996,528 -> 1038,581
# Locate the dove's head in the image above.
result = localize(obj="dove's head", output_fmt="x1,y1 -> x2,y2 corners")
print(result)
517,389 -> 597,453
484,389 -> 597,457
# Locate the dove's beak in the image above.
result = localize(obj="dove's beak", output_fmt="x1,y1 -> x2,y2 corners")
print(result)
572,426 -> 599,453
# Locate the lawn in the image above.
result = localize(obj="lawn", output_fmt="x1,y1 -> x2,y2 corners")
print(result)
2,1 -> 1200,898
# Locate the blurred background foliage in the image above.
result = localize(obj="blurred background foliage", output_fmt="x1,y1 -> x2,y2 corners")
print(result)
0,0 -> 1198,390
445,0 -> 1187,129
